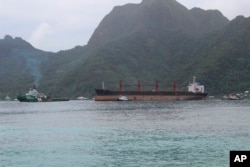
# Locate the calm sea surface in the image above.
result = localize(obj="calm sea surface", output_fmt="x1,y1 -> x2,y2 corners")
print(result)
0,99 -> 250,167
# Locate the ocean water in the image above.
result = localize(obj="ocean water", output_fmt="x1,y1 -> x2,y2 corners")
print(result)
0,99 -> 249,167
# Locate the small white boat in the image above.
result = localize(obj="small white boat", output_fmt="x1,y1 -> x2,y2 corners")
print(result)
222,94 -> 244,100
76,96 -> 88,100
118,95 -> 128,101
4,95 -> 12,101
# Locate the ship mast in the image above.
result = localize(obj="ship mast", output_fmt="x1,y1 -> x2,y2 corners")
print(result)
193,76 -> 196,84
102,81 -> 105,90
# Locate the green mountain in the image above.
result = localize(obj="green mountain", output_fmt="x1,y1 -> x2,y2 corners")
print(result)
49,0 -> 231,97
0,0 -> 249,99
0,35 -> 52,98
89,0 -> 229,47
194,16 -> 250,94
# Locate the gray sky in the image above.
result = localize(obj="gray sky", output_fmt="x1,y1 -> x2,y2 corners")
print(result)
0,0 -> 249,52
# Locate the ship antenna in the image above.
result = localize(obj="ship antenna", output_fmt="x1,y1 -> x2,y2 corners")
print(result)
193,76 -> 196,84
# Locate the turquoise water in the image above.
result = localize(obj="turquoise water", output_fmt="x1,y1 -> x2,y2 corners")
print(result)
0,100 -> 250,167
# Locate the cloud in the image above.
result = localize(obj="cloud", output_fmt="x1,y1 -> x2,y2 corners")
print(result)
28,22 -> 52,48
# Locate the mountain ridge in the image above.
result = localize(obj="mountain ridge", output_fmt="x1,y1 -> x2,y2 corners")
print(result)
0,1 -> 249,99
88,0 -> 229,47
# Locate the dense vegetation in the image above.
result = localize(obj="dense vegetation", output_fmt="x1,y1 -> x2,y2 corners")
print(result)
0,0 -> 249,99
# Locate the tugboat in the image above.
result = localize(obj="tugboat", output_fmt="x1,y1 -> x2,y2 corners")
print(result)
17,85 -> 69,102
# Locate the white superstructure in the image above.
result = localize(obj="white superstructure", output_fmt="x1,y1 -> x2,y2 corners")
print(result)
26,86 -> 45,98
188,76 -> 205,93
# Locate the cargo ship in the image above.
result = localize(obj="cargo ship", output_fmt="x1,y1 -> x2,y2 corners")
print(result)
95,77 -> 207,101
17,85 -> 69,102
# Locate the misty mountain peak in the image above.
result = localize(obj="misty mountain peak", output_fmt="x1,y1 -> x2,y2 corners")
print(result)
142,0 -> 178,5
4,35 -> 14,41
1,35 -> 33,49
88,0 -> 229,47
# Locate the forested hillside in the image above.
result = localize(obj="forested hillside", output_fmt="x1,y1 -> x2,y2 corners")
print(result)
0,35 -> 51,97
1,0 -> 249,99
